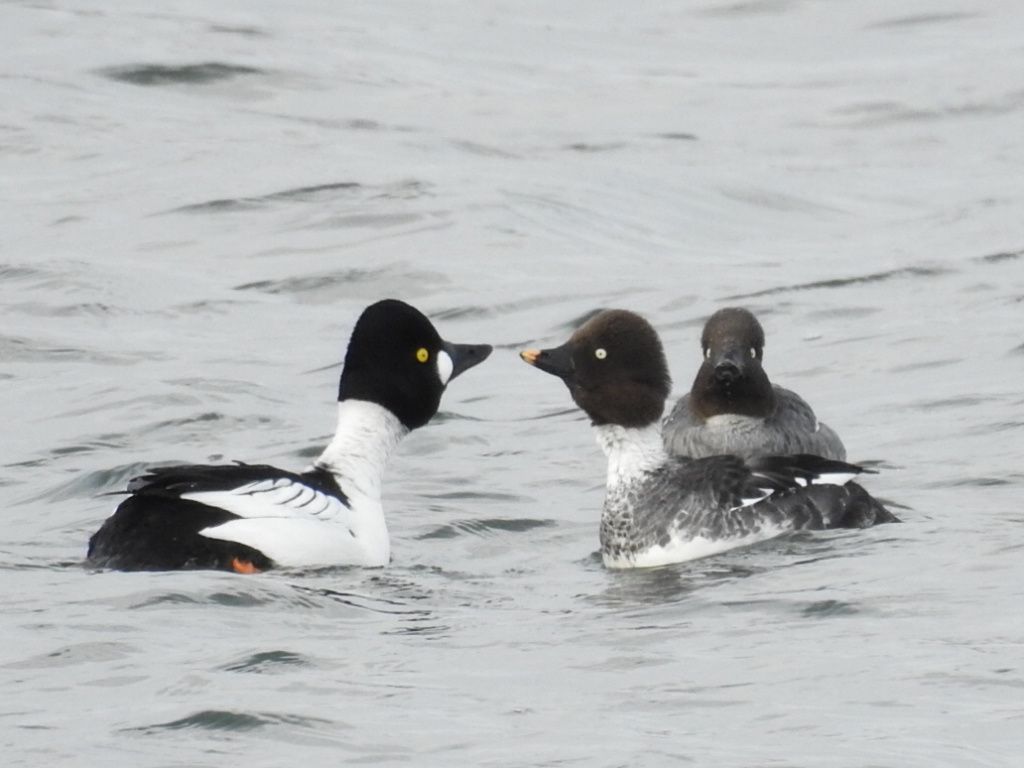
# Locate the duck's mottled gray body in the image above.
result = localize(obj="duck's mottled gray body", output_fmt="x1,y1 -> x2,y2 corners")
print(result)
596,424 -> 891,569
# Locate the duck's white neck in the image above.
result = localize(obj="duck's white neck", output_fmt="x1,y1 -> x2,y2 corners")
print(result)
314,400 -> 408,499
594,423 -> 667,488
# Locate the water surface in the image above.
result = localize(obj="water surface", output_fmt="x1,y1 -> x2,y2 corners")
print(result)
3,1 -> 1024,766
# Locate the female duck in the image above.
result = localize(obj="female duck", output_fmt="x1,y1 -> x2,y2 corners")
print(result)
521,309 -> 894,569
663,308 -> 846,461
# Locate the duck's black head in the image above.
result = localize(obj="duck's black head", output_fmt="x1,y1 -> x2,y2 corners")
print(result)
338,299 -> 492,430
520,309 -> 671,428
692,307 -> 774,419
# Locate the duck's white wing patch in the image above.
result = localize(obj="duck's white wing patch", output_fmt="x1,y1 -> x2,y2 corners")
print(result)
729,464 -> 858,513
807,470 -> 860,486
733,489 -> 774,510
181,478 -> 348,522
748,468 -> 859,491
749,471 -> 810,489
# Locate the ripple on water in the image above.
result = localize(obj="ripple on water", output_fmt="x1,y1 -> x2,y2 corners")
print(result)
22,461 -> 146,504
5,641 -> 137,669
381,616 -> 453,638
434,291 -> 613,323
907,394 -> 998,411
7,301 -> 119,318
0,264 -> 43,280
165,181 -> 362,214
974,248 -> 1024,264
798,599 -> 862,618
0,334 -> 145,365
125,589 -> 275,610
90,578 -> 428,618
208,24 -> 267,37
723,265 -> 951,300
123,709 -> 335,734
232,263 -> 449,303
927,476 -> 1016,489
96,62 -> 264,87
420,489 -> 527,503
563,141 -> 628,153
286,584 -> 432,616
449,139 -> 520,159
829,91 -> 1024,127
696,1 -> 795,18
163,179 -> 430,215
887,356 -> 961,373
805,305 -> 881,321
418,517 -> 555,540
218,650 -> 311,674
866,11 -> 982,29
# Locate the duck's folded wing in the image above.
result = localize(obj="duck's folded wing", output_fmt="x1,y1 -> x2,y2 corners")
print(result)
772,387 -> 847,460
89,464 -> 362,571
663,393 -> 699,431
127,463 -> 350,522
661,395 -> 702,456
139,464 -> 372,566
732,454 -> 895,529
653,454 -> 895,536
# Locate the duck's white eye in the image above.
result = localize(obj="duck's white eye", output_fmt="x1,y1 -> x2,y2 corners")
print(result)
704,348 -> 710,359
595,348 -> 607,360
750,347 -> 756,358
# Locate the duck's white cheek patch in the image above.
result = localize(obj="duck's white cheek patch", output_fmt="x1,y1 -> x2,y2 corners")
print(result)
436,350 -> 453,385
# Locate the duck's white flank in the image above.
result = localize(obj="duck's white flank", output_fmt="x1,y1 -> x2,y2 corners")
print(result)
602,523 -> 790,569
192,400 -> 408,567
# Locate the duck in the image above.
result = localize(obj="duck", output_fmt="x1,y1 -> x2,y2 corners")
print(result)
520,309 -> 895,569
87,299 -> 492,572
662,307 -> 846,461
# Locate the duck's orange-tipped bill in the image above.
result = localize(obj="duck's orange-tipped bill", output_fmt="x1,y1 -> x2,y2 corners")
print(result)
520,348 -> 541,365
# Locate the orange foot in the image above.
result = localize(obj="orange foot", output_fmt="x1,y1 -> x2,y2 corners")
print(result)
230,557 -> 261,575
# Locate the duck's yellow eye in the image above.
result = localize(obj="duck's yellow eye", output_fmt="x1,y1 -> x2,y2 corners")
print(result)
595,348 -> 607,360
416,348 -> 430,363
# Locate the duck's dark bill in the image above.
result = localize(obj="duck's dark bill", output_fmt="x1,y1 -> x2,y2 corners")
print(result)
708,344 -> 751,384
443,342 -> 493,380
520,343 -> 573,379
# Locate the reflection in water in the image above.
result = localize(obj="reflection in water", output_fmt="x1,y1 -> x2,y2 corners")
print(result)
593,558 -> 761,609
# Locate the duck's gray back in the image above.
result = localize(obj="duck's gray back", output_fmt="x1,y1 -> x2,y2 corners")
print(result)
663,385 -> 846,461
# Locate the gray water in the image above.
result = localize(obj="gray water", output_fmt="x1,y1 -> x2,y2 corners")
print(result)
3,1 -> 1024,765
